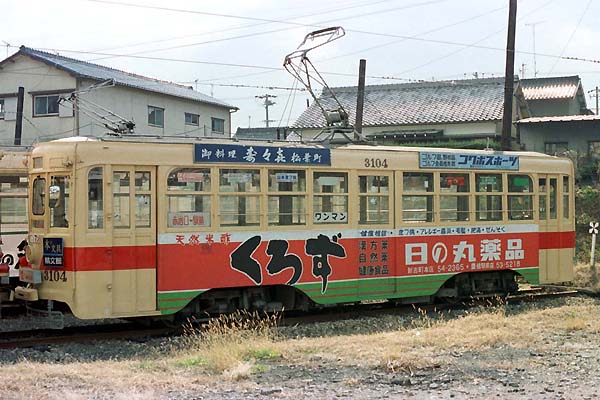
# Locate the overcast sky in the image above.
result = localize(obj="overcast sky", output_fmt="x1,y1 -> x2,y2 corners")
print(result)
2,0 -> 599,134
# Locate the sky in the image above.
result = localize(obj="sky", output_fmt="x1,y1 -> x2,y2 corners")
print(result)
2,0 -> 599,134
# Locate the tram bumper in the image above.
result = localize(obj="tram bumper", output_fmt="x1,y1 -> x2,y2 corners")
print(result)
14,286 -> 39,301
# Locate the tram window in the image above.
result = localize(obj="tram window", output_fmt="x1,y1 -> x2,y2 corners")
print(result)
539,178 -> 547,220
549,178 -> 557,219
475,174 -> 502,221
0,197 -> 27,224
168,168 -> 211,192
88,167 -> 104,229
219,169 -> 261,227
220,195 -> 260,227
32,177 -> 45,215
167,168 -> 211,228
135,171 -> 151,228
168,195 -> 211,227
403,172 -> 433,192
440,173 -> 469,222
49,176 -> 69,228
113,171 -> 131,228
313,172 -> 348,224
563,176 -> 570,219
33,157 -> 43,169
0,175 -> 27,193
359,175 -> 389,224
402,172 -> 433,223
220,169 -> 260,192
268,170 -> 306,226
402,195 -> 433,223
508,175 -> 533,221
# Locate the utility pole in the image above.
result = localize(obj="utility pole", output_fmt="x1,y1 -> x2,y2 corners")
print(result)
501,0 -> 518,151
256,93 -> 277,127
525,21 -> 545,78
355,59 -> 367,136
589,87 -> 599,115
14,87 -> 24,146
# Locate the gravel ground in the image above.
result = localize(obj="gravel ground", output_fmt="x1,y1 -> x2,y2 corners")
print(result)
1,295 -> 599,399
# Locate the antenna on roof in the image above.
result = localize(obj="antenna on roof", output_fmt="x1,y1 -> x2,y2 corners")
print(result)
283,27 -> 369,144
1,41 -> 10,58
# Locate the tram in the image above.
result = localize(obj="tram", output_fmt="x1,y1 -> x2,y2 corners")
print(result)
0,150 -> 29,281
17,137 -> 574,320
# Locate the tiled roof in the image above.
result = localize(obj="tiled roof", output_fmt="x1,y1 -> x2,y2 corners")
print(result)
15,46 -> 236,109
235,127 -> 287,140
292,78 -> 507,129
520,76 -> 580,100
517,114 -> 600,124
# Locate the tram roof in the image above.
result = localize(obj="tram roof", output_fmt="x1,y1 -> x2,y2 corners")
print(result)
43,135 -> 560,159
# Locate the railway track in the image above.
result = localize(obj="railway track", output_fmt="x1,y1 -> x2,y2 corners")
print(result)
0,286 -> 582,350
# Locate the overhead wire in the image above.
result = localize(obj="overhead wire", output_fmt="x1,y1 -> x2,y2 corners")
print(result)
548,0 -> 592,73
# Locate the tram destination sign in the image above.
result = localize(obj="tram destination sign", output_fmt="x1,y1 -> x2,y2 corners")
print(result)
419,152 -> 519,170
43,238 -> 64,268
194,143 -> 331,166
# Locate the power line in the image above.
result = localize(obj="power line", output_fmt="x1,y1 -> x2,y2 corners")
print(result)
183,82 -> 306,91
87,0 -> 397,54
548,0 -> 592,73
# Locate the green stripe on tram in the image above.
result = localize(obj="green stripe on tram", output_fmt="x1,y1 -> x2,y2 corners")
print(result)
157,290 -> 204,314
299,274 -> 456,304
517,267 -> 540,284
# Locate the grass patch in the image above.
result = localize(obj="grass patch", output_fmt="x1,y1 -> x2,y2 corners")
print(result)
573,262 -> 597,288
176,310 -> 281,375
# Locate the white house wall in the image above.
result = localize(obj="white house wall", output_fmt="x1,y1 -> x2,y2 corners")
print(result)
77,79 -> 232,138
0,55 -> 77,146
0,55 -> 233,147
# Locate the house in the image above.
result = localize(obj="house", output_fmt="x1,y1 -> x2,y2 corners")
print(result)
0,46 -> 237,146
520,76 -> 589,117
291,77 -> 529,148
517,76 -> 599,156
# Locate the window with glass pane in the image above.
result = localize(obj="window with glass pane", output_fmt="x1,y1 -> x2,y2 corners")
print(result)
50,176 -> 69,228
135,171 -> 151,228
0,175 -> 28,226
508,175 -> 533,220
403,172 -> 433,192
185,112 -> 199,126
359,175 -> 389,224
113,171 -> 130,228
539,178 -> 547,220
549,178 -> 557,219
88,167 -> 104,229
167,168 -> 211,228
563,176 -> 570,219
402,172 -> 433,222
268,170 -> 306,226
211,117 -> 225,133
440,173 -> 469,221
219,169 -> 260,226
32,178 -> 45,215
148,106 -> 164,127
475,174 -> 502,221
313,172 -> 348,224
0,99 -> 4,119
34,95 -> 60,116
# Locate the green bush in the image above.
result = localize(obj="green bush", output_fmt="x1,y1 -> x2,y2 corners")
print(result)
575,185 -> 600,261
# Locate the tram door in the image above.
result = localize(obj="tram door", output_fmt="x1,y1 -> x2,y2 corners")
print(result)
538,175 -> 560,283
109,166 -> 157,315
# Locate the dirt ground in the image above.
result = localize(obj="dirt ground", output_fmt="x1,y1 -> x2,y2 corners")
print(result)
1,293 -> 600,399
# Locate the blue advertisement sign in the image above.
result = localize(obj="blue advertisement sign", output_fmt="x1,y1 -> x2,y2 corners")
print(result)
194,143 -> 331,166
43,238 -> 64,268
419,152 -> 519,170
